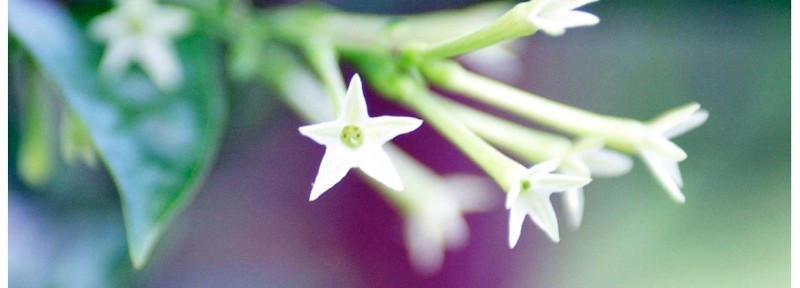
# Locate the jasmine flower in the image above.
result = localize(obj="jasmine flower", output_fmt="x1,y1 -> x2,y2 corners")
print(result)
506,160 -> 591,247
298,74 -> 423,201
89,0 -> 192,91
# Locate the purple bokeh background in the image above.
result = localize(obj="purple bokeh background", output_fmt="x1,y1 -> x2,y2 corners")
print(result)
142,70 -> 550,286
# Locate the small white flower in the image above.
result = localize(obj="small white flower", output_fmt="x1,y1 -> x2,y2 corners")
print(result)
505,160 -> 591,247
557,138 -> 632,229
299,74 -> 423,201
89,0 -> 192,91
525,0 -> 600,36
639,103 -> 708,203
403,173 -> 494,274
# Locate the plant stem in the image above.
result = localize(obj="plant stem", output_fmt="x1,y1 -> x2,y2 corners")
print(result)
415,2 -> 534,59
421,60 -> 646,154
261,3 -> 511,51
438,97 -> 572,164
395,87 -> 521,190
302,39 -> 345,116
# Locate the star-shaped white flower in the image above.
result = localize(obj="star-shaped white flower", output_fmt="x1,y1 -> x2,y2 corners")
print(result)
505,160 -> 591,247
557,138 -> 632,229
299,74 -> 423,201
525,0 -> 600,36
89,0 -> 192,91
639,103 -> 708,203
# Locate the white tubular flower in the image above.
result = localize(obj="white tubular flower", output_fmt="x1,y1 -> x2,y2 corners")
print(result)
402,173 -> 494,274
525,0 -> 600,36
558,138 -> 632,229
505,160 -> 591,247
89,0 -> 192,91
639,103 -> 709,203
298,74 -> 423,201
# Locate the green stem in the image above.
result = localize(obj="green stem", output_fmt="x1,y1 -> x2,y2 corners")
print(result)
387,84 -> 521,190
422,60 -> 646,154
302,39 -> 345,116
415,2 -> 534,59
261,3 -> 511,51
438,97 -> 571,164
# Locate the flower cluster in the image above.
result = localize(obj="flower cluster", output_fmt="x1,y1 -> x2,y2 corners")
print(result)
83,0 -> 707,273
282,0 -> 708,273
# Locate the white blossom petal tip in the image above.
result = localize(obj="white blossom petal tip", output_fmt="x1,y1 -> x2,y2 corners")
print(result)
526,0 -> 600,36
299,75 -> 422,200
638,103 -> 708,203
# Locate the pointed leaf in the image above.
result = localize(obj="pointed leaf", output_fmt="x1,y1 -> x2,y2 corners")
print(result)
10,0 -> 226,268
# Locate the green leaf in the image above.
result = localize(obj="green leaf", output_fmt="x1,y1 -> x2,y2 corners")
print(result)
10,0 -> 227,268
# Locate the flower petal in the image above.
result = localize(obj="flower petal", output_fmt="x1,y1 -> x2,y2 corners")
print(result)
152,6 -> 192,35
508,204 -> 527,248
532,173 -> 591,193
357,145 -> 404,191
648,103 -> 701,135
582,148 -> 634,177
138,38 -> 183,91
641,151 -> 685,203
562,188 -> 584,229
560,156 -> 591,177
542,10 -> 599,29
505,183 -> 521,209
309,146 -> 355,201
528,16 -> 567,36
88,12 -> 127,41
642,134 -> 687,161
362,116 -> 423,144
523,192 -> 560,242
340,74 -> 370,124
442,174 -> 496,212
543,0 -> 599,13
527,159 -> 561,176
405,216 -> 445,274
663,109 -> 709,139
298,120 -> 342,146
99,38 -> 138,76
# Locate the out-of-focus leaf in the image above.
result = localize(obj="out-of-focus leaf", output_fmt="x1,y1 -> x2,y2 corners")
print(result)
10,0 -> 227,268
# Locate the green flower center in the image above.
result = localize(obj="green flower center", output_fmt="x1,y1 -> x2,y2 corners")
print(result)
129,17 -> 146,34
340,125 -> 364,148
521,179 -> 531,191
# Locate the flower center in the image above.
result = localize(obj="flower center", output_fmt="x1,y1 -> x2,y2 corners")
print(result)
520,179 -> 532,191
128,17 -> 146,34
340,125 -> 364,148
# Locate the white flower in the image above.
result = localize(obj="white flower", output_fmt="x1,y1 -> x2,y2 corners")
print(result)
557,138 -> 632,229
639,103 -> 708,203
525,0 -> 600,36
298,74 -> 423,201
505,160 -> 591,247
89,0 -> 192,91
402,173 -> 494,274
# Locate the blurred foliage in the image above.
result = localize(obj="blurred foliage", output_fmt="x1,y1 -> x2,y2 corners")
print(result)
10,0 -> 227,270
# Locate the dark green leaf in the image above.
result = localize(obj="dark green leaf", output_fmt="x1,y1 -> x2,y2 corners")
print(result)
10,0 -> 227,268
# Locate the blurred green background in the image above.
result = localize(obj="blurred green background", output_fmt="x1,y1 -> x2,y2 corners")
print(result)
516,1 -> 790,287
9,0 -> 790,287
